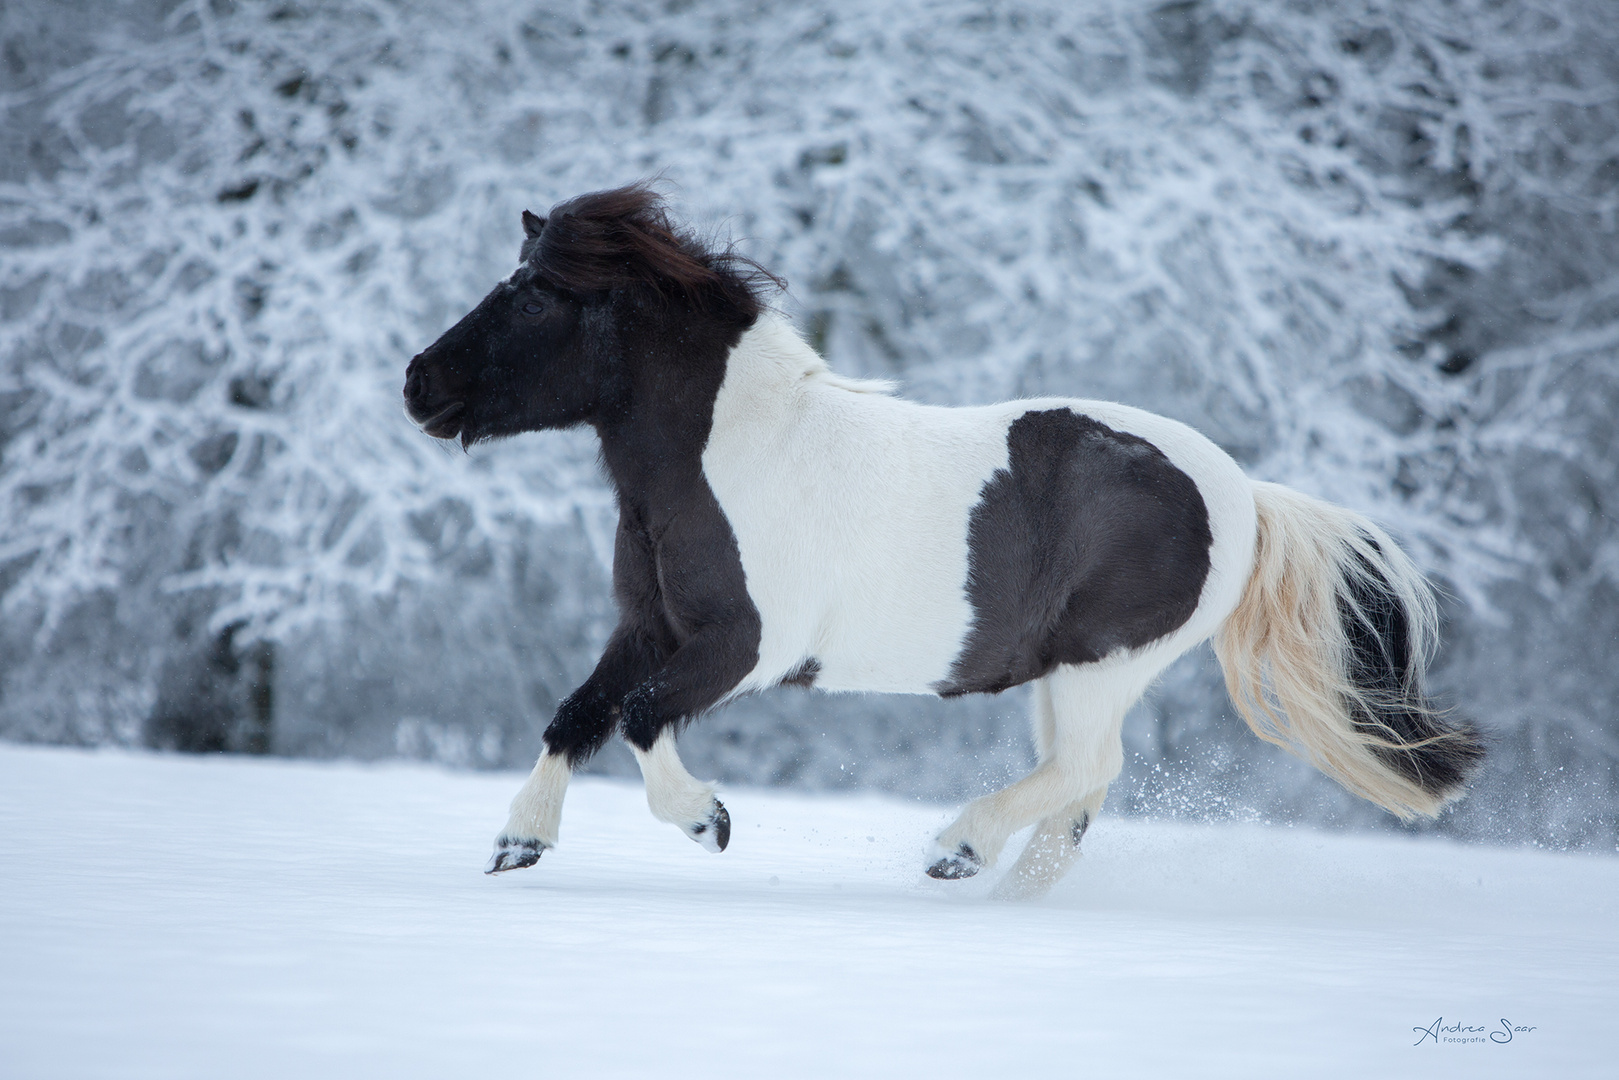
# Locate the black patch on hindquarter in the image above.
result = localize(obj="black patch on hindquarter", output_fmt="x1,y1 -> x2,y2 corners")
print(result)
937,409 -> 1213,696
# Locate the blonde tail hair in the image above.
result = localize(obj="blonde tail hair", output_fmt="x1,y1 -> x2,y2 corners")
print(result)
1214,482 -> 1484,819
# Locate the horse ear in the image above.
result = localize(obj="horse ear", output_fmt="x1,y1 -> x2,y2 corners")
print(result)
521,210 -> 546,239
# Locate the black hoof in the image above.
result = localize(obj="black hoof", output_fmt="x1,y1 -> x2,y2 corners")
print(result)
688,800 -> 731,853
713,801 -> 731,852
486,837 -> 545,874
1071,812 -> 1091,848
927,842 -> 982,880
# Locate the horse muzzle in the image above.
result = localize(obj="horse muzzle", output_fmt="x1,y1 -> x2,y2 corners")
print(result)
404,353 -> 468,439
413,400 -> 466,440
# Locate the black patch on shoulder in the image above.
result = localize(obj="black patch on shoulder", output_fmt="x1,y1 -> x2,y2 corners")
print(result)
779,658 -> 821,688
936,409 -> 1213,696
601,312 -> 765,751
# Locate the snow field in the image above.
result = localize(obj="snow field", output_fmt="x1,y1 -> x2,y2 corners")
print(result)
1,743 -> 1614,1078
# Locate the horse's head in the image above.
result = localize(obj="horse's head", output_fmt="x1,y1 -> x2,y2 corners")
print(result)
403,183 -> 775,448
402,209 -> 597,446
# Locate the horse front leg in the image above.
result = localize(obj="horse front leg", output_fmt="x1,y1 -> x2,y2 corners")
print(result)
486,626 -> 665,873
619,625 -> 757,852
631,728 -> 732,852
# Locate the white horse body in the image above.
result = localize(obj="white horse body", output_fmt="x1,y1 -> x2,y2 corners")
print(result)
703,314 -> 1258,699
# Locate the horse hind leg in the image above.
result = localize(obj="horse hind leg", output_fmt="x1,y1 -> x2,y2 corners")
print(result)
927,659 -> 1153,891
994,661 -> 1162,897
926,673 -> 1076,880
989,787 -> 1107,901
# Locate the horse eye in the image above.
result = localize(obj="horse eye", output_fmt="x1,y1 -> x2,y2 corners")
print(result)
521,301 -> 544,316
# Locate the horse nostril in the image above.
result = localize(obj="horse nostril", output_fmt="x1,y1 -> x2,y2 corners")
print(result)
404,359 -> 429,402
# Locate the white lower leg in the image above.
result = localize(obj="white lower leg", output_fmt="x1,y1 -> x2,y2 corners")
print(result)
933,661 -> 1144,877
991,785 -> 1108,901
935,759 -> 1081,868
632,729 -> 716,824
486,750 -> 571,873
499,751 -> 571,848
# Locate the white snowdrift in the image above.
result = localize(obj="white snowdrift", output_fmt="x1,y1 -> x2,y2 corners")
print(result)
1,743 -> 1613,1078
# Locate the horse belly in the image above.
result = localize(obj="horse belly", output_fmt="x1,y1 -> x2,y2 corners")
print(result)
704,404 -> 1009,697
805,528 -> 982,694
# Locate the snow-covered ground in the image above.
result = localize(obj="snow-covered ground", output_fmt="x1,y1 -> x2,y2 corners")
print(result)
1,744 -> 1613,1078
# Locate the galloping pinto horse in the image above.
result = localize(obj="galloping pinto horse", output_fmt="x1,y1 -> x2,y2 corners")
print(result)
403,184 -> 1483,898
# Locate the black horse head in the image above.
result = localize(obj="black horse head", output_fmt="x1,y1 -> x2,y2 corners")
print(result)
403,183 -> 778,449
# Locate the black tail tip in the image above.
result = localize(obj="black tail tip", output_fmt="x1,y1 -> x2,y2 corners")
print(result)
1372,711 -> 1488,801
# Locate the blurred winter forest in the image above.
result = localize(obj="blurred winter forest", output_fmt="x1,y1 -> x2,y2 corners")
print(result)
2,0 -> 1615,847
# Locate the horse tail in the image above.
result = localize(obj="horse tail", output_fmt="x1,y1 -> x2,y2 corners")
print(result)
1213,481 -> 1485,819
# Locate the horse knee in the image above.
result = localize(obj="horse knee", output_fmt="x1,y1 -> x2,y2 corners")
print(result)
618,682 -> 669,752
1046,719 -> 1125,792
542,686 -> 617,765
1091,741 -> 1125,787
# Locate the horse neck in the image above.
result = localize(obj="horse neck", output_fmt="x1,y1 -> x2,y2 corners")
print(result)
709,311 -> 822,410
592,310 -> 785,525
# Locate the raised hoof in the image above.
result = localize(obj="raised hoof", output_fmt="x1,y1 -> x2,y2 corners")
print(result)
687,800 -> 731,853
927,842 -> 983,880
485,837 -> 546,874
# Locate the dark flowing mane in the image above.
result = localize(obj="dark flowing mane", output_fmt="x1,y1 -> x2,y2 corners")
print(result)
522,183 -> 782,320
